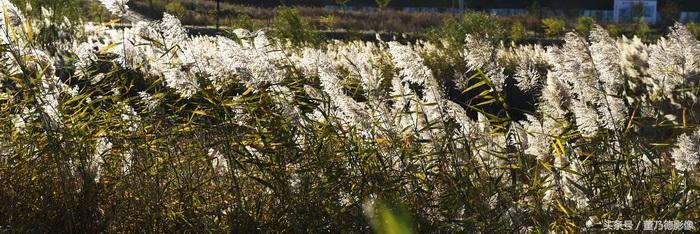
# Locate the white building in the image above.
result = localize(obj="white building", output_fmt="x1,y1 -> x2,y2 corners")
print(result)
613,0 -> 658,24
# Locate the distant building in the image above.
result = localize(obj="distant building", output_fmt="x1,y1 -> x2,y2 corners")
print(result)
613,0 -> 658,24
672,0 -> 700,22
680,12 -> 700,22
490,8 -> 528,16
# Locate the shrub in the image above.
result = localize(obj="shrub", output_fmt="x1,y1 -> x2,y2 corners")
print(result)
229,13 -> 259,31
319,14 -> 336,29
635,18 -> 653,40
574,16 -> 596,37
542,18 -> 566,38
606,24 -> 621,37
165,0 -> 186,18
687,22 -> 700,39
428,12 -> 505,47
510,21 -> 528,41
271,6 -> 321,46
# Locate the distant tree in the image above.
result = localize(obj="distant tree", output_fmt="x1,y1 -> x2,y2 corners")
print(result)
636,17 -> 652,40
375,0 -> 390,10
528,1 -> 544,37
630,3 -> 645,22
334,0 -> 351,14
216,0 -> 221,31
528,1 -> 542,19
660,0 -> 680,26
375,0 -> 390,30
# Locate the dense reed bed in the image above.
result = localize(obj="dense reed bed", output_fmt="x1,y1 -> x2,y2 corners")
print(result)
1,0 -> 699,232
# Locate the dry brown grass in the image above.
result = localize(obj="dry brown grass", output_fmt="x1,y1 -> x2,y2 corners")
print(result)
130,0 -> 451,32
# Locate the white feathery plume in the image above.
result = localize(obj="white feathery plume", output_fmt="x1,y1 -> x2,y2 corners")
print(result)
671,130 -> 700,173
501,41 -> 548,93
327,41 -> 383,98
572,100 -> 600,138
388,42 -> 475,137
209,148 -> 229,175
618,36 -> 648,80
540,64 -> 571,123
546,33 -> 603,137
463,35 -> 507,92
163,68 -> 199,99
120,103 -> 141,132
299,48 -> 372,132
514,63 -> 541,92
589,25 -> 627,130
648,24 -> 700,100
388,69 -> 421,133
590,25 -> 624,91
558,33 -> 599,104
32,51 -> 70,129
463,35 -> 493,70
388,41 -> 444,134
0,0 -> 24,29
519,114 -> 555,160
138,91 -> 161,111
179,33 -> 285,91
160,13 -> 188,46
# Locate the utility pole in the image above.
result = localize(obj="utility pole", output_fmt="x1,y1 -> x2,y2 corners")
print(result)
216,0 -> 221,32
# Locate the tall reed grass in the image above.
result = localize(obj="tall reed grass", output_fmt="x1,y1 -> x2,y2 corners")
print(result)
0,0 -> 699,232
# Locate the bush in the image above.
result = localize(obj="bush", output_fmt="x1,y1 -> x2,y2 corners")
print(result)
687,22 -> 700,39
271,6 -> 321,46
542,18 -> 566,38
229,13 -> 259,31
165,0 -> 186,18
574,17 -> 596,37
606,24 -> 621,37
510,22 -> 528,41
635,18 -> 653,40
319,14 -> 336,30
428,12 -> 505,47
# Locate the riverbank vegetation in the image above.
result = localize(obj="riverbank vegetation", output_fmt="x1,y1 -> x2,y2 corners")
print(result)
1,0 -> 699,232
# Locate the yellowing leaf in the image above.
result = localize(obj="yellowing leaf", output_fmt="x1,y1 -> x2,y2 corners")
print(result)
556,200 -> 571,217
